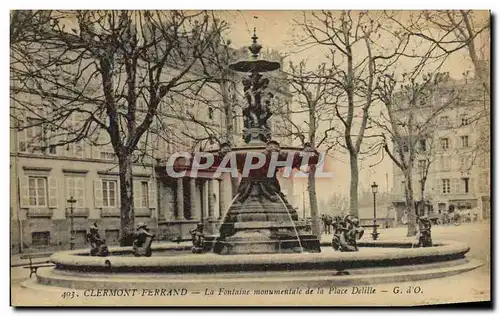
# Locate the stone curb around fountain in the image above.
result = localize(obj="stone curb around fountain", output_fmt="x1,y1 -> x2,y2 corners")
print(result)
30,258 -> 482,290
48,240 -> 469,272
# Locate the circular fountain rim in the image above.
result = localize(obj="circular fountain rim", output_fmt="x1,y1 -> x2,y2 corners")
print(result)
50,240 -> 470,270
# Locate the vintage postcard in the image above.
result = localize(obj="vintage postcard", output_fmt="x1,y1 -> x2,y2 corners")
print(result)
10,9 -> 491,306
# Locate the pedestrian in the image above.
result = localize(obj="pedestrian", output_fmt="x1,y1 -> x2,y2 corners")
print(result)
325,214 -> 333,234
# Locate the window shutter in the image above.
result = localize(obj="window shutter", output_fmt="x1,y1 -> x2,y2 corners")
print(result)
148,180 -> 157,209
432,178 -> 438,194
133,180 -> 141,208
46,128 -> 56,155
452,178 -> 460,194
65,177 -> 72,206
116,180 -> 121,207
94,180 -> 103,208
469,178 -> 475,194
19,176 -> 30,208
94,144 -> 100,160
17,128 -> 26,153
76,177 -> 85,207
478,176 -> 485,193
48,177 -> 58,208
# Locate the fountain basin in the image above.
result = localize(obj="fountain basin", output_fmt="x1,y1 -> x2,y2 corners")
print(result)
27,239 -> 483,291
48,240 -> 470,272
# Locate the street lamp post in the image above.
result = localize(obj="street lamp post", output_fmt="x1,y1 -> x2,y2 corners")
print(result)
418,160 -> 427,217
67,196 -> 77,250
371,182 -> 379,240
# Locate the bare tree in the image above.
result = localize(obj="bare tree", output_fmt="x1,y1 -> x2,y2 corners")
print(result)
324,193 -> 350,216
375,71 -> 460,235
277,60 -> 336,237
293,11 -> 409,217
10,10 -> 226,245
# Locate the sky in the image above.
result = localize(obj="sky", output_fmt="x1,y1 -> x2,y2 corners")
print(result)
216,10 -> 489,202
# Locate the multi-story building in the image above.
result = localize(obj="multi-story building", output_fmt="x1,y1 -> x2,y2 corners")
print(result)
10,48 -> 295,253
391,74 -> 491,223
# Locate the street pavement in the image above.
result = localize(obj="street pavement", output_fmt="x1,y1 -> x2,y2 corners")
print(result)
10,222 -> 491,306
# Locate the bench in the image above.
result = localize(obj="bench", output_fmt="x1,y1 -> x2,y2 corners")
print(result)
20,253 -> 54,278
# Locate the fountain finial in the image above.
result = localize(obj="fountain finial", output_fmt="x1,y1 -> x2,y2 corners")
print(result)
248,27 -> 262,58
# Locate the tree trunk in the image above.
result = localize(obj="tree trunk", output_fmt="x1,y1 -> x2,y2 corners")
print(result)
308,166 -> 321,238
405,170 -> 418,236
119,155 -> 135,246
220,79 -> 239,198
349,152 -> 359,217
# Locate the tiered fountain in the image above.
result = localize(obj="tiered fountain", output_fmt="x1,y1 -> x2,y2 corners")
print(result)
25,30 -> 481,294
202,28 -> 320,255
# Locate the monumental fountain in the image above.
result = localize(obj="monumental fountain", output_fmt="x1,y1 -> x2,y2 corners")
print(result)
25,29 -> 482,292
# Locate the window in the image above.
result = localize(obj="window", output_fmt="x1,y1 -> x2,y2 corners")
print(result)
48,145 -> 57,155
440,138 -> 449,150
460,135 -> 469,148
461,114 -> 469,126
22,118 -> 44,153
442,179 -> 451,194
28,177 -> 47,207
141,181 -> 149,208
105,230 -> 120,245
208,107 -> 214,120
32,231 -> 50,247
65,177 -> 85,207
102,180 -> 117,207
66,141 -> 85,158
462,178 -> 470,193
460,156 -> 470,170
479,173 -> 489,193
439,156 -> 451,171
439,116 -> 450,127
419,139 -> 427,152
74,230 -> 87,246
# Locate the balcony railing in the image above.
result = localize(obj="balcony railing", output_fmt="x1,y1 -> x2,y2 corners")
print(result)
65,207 -> 90,218
27,208 -> 53,218
135,208 -> 152,217
100,208 -> 120,217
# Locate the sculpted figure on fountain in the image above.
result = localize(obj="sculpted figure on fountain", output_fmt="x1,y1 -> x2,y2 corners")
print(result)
132,222 -> 155,257
86,223 -> 109,257
416,215 -> 433,247
241,71 -> 273,143
332,215 -> 364,252
189,223 -> 205,253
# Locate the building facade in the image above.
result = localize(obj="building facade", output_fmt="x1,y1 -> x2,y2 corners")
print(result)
391,76 -> 491,223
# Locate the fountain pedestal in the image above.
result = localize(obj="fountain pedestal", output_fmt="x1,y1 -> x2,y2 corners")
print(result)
204,179 -> 320,254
